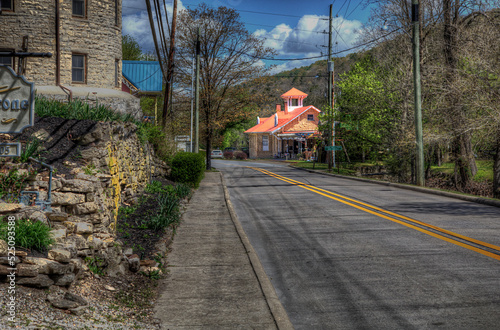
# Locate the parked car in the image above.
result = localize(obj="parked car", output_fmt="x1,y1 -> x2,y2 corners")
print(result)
241,147 -> 249,156
211,149 -> 223,158
224,147 -> 237,152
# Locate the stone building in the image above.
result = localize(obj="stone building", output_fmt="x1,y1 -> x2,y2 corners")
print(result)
245,88 -> 321,159
0,0 -> 123,91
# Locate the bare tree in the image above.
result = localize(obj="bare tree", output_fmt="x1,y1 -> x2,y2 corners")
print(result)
175,5 -> 276,169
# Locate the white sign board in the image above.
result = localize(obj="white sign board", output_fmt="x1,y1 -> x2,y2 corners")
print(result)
0,65 -> 35,133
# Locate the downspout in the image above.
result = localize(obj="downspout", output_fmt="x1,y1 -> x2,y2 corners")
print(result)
55,0 -> 60,85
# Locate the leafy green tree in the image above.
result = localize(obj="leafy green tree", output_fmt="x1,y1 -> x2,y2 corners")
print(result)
122,35 -> 144,61
337,56 -> 401,160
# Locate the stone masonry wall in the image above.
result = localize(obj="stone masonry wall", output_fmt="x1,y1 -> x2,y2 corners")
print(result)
0,121 -> 169,288
0,0 -> 122,89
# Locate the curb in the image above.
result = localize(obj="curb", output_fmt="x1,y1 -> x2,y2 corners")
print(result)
220,172 -> 295,330
290,165 -> 500,208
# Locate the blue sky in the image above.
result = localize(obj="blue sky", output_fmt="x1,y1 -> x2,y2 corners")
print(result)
122,0 -> 373,72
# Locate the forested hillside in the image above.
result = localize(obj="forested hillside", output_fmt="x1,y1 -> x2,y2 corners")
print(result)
244,5 -> 500,197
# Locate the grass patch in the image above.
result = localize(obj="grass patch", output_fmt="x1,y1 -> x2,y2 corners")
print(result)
431,160 -> 493,182
0,218 -> 54,251
35,96 -> 135,122
289,161 -> 357,175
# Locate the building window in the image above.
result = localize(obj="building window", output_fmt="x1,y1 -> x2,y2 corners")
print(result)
115,59 -> 119,87
1,0 -> 14,11
262,135 -> 269,151
72,54 -> 86,83
115,0 -> 119,26
0,49 -> 13,67
291,99 -> 298,107
307,114 -> 314,121
72,0 -> 86,17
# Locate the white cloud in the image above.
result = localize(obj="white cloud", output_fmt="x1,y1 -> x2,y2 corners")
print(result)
254,15 -> 363,58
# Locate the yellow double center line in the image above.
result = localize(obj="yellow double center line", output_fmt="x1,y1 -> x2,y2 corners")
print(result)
248,166 -> 500,261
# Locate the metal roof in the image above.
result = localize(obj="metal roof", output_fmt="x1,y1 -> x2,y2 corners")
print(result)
122,60 -> 163,93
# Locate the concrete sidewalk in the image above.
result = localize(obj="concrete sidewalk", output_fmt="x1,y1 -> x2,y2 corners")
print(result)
154,172 -> 293,329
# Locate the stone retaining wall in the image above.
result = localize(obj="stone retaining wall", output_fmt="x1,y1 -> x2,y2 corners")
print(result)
0,121 -> 169,287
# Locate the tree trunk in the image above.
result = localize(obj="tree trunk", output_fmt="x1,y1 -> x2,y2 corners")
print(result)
452,132 -> 477,189
443,0 -> 477,189
493,131 -> 500,199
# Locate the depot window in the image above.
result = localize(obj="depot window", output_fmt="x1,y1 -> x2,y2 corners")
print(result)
307,114 -> 314,121
262,135 -> 269,151
72,0 -> 86,17
72,54 -> 86,83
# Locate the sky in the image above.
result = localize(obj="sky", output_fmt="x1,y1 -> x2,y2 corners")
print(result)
122,0 -> 373,73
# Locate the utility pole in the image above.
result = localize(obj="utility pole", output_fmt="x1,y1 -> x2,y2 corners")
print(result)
412,0 -> 425,186
327,4 -> 334,171
190,56 -> 194,152
194,27 -> 201,154
162,0 -> 177,125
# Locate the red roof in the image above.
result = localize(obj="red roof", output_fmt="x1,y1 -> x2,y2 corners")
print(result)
281,88 -> 308,98
244,106 -> 320,134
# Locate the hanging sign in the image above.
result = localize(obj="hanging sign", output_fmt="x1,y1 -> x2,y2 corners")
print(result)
0,65 -> 35,134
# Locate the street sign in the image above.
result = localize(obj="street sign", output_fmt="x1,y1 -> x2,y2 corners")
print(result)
0,66 -> 35,133
175,135 -> 191,142
325,145 -> 342,151
0,143 -> 21,157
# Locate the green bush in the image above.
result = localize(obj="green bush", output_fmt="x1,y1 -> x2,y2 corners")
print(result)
147,193 -> 180,231
0,218 -> 54,251
174,183 -> 192,200
136,122 -> 165,146
170,152 -> 205,188
0,169 -> 30,201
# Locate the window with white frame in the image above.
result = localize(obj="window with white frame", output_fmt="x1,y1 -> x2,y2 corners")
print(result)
72,0 -> 86,17
72,54 -> 86,83
262,135 -> 269,151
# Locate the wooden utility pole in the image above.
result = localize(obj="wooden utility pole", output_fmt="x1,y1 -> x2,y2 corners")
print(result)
162,0 -> 177,125
327,4 -> 334,171
194,27 -> 200,154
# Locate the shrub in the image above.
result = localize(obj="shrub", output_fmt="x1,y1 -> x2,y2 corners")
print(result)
0,218 -> 54,251
0,169 -> 30,201
235,151 -> 248,160
147,193 -> 180,231
20,137 -> 41,163
223,151 -> 233,159
136,122 -> 165,146
174,183 -> 192,200
170,152 -> 205,188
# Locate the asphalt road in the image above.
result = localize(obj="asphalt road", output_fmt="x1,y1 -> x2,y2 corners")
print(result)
213,159 -> 500,330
